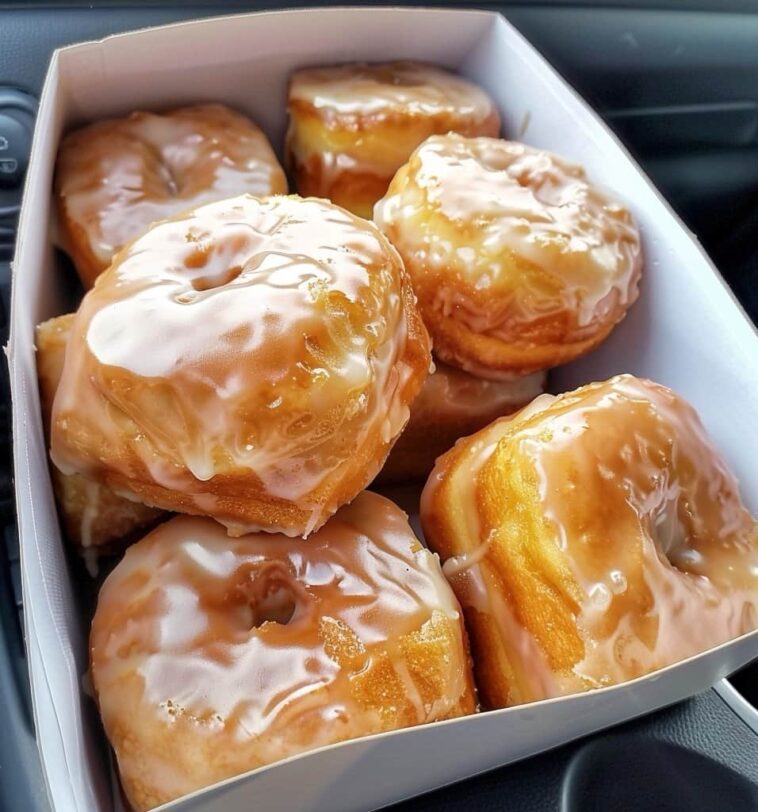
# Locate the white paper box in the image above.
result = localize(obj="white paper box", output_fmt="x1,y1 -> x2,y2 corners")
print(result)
8,7 -> 758,812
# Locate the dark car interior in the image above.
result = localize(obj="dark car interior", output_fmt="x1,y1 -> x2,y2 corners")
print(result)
0,2 -> 756,810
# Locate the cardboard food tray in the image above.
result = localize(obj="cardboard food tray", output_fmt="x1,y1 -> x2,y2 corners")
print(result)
8,7 -> 758,812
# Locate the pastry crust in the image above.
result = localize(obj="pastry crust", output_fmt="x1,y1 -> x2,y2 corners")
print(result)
36,314 -> 163,553
55,104 -> 287,288
90,492 -> 475,811
286,62 -> 500,218
375,135 -> 642,377
421,375 -> 758,707
378,361 -> 545,484
51,195 -> 430,538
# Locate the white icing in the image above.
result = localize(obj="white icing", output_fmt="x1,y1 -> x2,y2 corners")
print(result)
90,493 -> 472,809
51,195 -> 428,536
289,61 -> 496,120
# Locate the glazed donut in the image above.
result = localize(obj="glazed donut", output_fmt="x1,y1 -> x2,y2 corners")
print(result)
421,375 -> 758,707
286,62 -> 500,218
51,194 -> 430,538
90,491 -> 475,811
377,361 -> 545,484
375,135 -> 642,378
36,314 -> 164,556
55,104 -> 287,288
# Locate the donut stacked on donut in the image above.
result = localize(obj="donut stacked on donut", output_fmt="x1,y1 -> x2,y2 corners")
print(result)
91,492 -> 475,812
286,62 -> 500,219
421,375 -> 758,708
286,64 -> 544,482
51,194 -> 430,538
48,110 -> 480,809
55,104 -> 287,288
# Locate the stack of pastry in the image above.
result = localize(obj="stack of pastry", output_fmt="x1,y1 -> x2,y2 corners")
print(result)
284,64 -> 755,714
46,101 -> 476,811
285,61 -> 500,218
37,67 -> 757,812
284,61 -> 642,481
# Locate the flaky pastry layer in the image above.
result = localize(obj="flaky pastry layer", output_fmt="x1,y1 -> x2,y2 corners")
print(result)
51,195 -> 430,538
421,375 -> 757,707
36,314 -> 164,553
375,136 -> 642,377
91,492 -> 475,811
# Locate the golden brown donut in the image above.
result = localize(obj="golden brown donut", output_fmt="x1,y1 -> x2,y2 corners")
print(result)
421,375 -> 758,708
51,194 -> 430,538
375,135 -> 642,378
55,104 -> 287,288
286,62 -> 500,218
378,361 -> 545,484
90,491 -> 475,811
36,314 -> 164,557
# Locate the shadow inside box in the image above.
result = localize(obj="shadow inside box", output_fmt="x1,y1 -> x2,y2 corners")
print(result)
50,248 -> 86,315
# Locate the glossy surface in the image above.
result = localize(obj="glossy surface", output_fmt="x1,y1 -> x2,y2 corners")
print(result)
51,194 -> 430,537
375,136 -> 642,377
35,314 -> 163,556
90,492 -> 475,811
56,104 -> 287,287
289,62 -> 497,120
421,376 -> 758,706
286,62 -> 499,218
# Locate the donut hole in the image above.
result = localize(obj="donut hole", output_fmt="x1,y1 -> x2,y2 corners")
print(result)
250,583 -> 297,627
651,502 -> 699,572
238,562 -> 301,628
190,263 -> 244,292
513,173 -> 530,189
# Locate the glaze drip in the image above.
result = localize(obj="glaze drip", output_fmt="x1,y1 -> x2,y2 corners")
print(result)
51,195 -> 429,535
289,62 -> 497,121
422,376 -> 757,704
90,492 -> 474,811
375,135 -> 642,375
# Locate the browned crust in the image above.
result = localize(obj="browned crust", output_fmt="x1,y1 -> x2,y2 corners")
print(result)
52,238 -> 430,538
56,202 -> 109,289
377,380 -> 541,485
414,247 -> 631,377
36,314 -> 165,552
